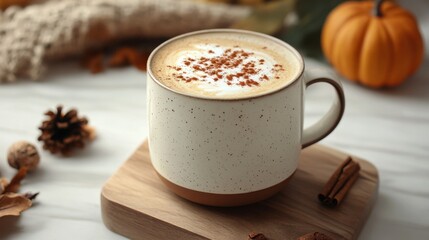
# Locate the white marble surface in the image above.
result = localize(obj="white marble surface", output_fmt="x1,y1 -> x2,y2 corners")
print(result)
1,2 -> 429,240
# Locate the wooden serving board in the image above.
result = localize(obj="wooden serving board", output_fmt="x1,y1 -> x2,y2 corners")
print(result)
101,141 -> 378,240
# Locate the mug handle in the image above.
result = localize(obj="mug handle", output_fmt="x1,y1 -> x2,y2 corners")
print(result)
302,71 -> 345,149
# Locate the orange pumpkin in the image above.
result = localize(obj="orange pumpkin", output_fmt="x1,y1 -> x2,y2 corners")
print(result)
322,0 -> 424,88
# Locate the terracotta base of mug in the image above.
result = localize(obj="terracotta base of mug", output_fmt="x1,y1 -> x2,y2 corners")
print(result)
155,171 -> 295,207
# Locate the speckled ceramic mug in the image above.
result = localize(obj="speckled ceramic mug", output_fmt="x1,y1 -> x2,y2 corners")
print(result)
147,29 -> 345,207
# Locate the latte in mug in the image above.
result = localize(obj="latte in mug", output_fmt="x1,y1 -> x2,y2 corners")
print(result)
151,32 -> 301,99
147,29 -> 345,206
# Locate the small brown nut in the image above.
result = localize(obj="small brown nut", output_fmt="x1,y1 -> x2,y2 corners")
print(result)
7,141 -> 40,171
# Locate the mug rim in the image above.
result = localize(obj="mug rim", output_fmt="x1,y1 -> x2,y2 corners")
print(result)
147,29 -> 305,101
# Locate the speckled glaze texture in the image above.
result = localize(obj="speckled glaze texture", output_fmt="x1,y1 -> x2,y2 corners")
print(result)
148,77 -> 301,194
147,29 -> 344,196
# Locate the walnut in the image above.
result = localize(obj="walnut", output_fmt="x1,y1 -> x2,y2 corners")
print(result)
7,141 -> 40,171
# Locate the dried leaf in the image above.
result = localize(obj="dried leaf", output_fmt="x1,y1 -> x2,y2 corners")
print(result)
108,47 -> 138,67
81,52 -> 104,74
231,0 -> 295,35
23,192 -> 39,201
4,167 -> 28,193
131,52 -> 149,71
108,47 -> 148,71
0,193 -> 32,218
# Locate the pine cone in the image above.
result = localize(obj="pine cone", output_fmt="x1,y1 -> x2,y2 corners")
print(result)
38,105 -> 93,155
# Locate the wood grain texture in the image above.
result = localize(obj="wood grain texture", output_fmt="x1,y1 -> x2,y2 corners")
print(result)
101,140 -> 378,240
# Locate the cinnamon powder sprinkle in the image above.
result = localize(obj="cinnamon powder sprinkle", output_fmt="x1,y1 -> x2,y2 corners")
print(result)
168,47 -> 284,87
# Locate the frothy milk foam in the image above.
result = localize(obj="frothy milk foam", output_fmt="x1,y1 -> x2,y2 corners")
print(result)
151,32 -> 301,99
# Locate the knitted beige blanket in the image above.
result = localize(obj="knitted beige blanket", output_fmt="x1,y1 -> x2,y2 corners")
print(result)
0,0 -> 249,82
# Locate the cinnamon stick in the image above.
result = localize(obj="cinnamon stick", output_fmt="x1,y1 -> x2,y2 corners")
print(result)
318,157 -> 360,207
331,170 -> 359,206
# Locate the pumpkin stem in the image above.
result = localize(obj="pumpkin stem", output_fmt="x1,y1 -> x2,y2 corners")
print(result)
374,0 -> 384,17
